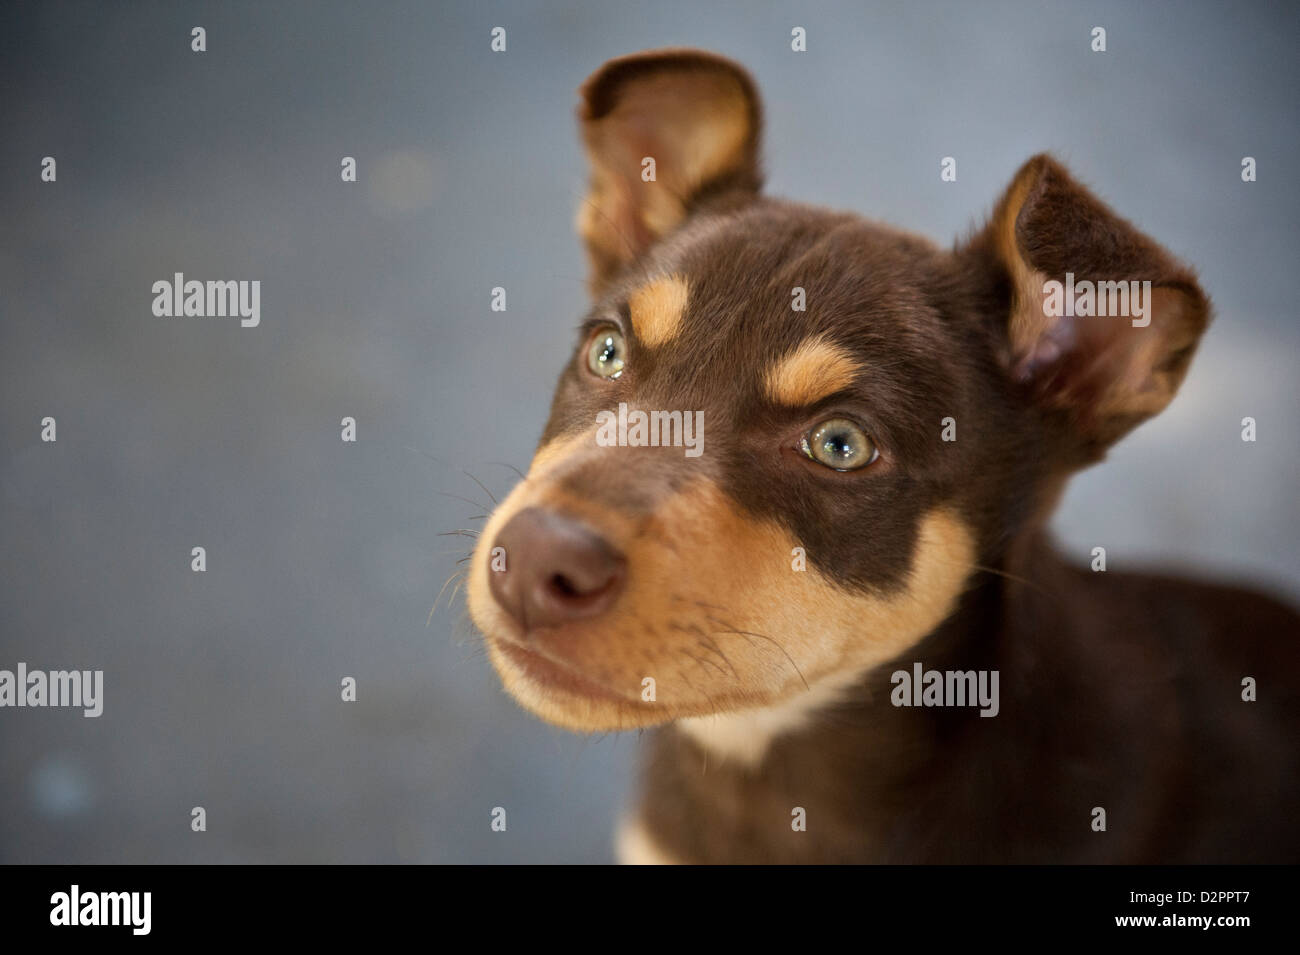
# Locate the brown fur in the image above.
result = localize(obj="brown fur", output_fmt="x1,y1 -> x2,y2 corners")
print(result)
466,48 -> 1300,863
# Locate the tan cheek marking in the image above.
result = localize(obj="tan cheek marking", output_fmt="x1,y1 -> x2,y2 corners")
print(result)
764,334 -> 863,407
651,483 -> 975,690
669,491 -> 976,764
628,275 -> 690,348
678,516 -> 975,763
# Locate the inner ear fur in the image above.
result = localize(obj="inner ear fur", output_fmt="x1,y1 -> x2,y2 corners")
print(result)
971,154 -> 1210,454
576,48 -> 762,296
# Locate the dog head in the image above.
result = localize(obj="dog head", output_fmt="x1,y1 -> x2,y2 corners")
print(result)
466,49 -> 1209,733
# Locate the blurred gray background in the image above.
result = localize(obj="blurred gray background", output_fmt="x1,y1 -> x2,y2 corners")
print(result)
1,0 -> 1296,862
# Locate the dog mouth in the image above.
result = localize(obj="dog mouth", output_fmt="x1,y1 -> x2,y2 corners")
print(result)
489,635 -> 635,705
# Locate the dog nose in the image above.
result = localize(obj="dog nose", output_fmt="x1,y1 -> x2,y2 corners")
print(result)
488,507 -> 626,630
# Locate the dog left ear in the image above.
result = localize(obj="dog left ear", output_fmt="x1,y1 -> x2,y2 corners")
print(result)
965,154 -> 1210,457
576,49 -> 762,296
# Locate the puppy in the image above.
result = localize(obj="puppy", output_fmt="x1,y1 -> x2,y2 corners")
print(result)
466,49 -> 1300,863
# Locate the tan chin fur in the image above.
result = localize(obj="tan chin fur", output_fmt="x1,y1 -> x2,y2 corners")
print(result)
467,432 -> 977,734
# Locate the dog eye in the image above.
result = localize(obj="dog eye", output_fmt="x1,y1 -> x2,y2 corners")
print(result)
799,418 -> 878,471
586,328 -> 626,379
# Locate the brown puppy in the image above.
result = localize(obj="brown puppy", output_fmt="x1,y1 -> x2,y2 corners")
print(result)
466,49 -> 1300,863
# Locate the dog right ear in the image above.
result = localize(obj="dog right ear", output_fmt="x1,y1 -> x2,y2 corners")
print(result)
964,154 -> 1210,459
577,49 -> 762,296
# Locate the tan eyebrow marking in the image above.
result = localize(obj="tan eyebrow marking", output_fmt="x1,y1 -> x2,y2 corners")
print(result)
628,275 -> 690,347
764,334 -> 863,406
